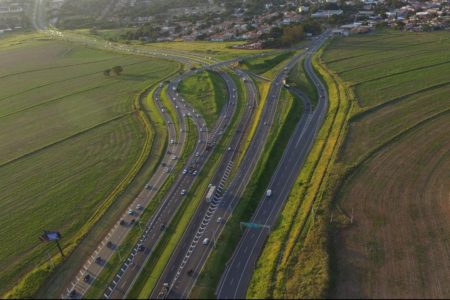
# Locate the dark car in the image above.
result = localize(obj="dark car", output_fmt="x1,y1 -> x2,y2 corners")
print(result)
84,274 -> 91,283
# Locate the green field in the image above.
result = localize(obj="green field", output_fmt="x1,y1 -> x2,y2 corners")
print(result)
70,29 -> 268,61
322,31 -> 450,298
178,70 -> 228,128
0,35 -> 178,296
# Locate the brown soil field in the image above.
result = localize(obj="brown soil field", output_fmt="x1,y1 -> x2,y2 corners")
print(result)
332,112 -> 450,298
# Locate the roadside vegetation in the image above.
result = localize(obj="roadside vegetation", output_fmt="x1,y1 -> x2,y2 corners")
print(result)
240,51 -> 293,77
0,36 -> 179,297
191,86 -> 303,299
178,70 -> 228,128
287,59 -> 318,106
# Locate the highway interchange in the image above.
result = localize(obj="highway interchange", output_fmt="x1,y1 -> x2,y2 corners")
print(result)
32,3 -> 331,298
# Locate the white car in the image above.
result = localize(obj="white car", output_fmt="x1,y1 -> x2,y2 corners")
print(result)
192,170 -> 198,176
182,169 -> 188,175
180,189 -> 186,196
172,155 -> 177,160
128,209 -> 134,215
195,152 -> 200,157
202,238 -> 210,245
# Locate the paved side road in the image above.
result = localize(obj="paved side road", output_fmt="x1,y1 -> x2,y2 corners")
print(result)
216,31 -> 331,299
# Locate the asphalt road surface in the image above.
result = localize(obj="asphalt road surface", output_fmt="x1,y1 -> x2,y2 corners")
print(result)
216,31 -> 331,299
62,84 -> 185,299
150,34 -> 330,299
100,70 -> 238,299
151,69 -> 259,299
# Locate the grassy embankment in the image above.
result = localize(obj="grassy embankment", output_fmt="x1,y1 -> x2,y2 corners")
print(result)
240,51 -> 294,79
127,70 -> 238,299
190,80 -> 303,298
0,37 -> 179,298
322,31 -> 450,298
287,58 -> 318,106
178,70 -> 228,128
248,43 -> 353,298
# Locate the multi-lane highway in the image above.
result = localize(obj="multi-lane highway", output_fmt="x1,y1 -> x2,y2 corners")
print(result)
216,32 -> 330,299
150,34 -> 330,299
32,3 -> 333,299
150,69 -> 259,299
98,69 -> 239,299
61,83 -> 186,299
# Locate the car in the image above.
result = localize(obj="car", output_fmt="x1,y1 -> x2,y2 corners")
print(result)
136,204 -> 142,210
217,217 -> 222,223
95,257 -> 103,265
106,241 -> 114,249
195,152 -> 200,157
128,209 -> 134,215
192,170 -> 198,176
170,139 -> 175,144
164,167 -> 170,173
228,147 -> 232,151
180,189 -> 186,196
187,269 -> 194,276
130,219 -> 136,225
175,105 -> 179,109
120,219 -> 126,226
182,169 -> 188,175
138,245 -> 145,252
202,238 -> 210,245
145,184 -> 152,190
172,155 -> 177,160
160,223 -> 166,231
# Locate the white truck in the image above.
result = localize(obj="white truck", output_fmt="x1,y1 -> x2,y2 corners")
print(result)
266,189 -> 272,197
206,185 -> 216,202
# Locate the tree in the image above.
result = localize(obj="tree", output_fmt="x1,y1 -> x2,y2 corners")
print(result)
103,69 -> 111,76
281,24 -> 305,46
112,66 -> 123,76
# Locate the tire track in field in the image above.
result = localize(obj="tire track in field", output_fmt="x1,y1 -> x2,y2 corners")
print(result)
350,81 -> 450,122
0,59 -> 155,104
337,48 -> 449,75
0,56 -> 119,80
352,60 -> 450,86
0,68 -> 164,120
0,113 -> 131,169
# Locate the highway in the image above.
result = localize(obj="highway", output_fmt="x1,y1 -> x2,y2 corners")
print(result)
99,69 -> 239,299
149,36 -> 328,299
216,31 -> 331,299
62,83 -> 187,299
150,69 -> 259,299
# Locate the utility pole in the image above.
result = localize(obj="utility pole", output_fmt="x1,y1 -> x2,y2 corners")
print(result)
351,207 -> 354,224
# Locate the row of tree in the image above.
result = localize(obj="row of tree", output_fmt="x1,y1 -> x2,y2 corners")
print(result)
261,20 -> 322,48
